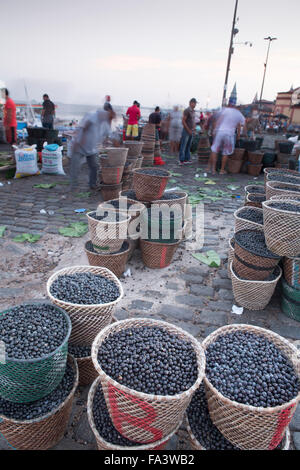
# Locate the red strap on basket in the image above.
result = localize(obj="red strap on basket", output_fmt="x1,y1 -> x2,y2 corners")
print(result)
268,403 -> 295,449
108,384 -> 163,443
117,168 -> 120,183
157,178 -> 167,199
160,246 -> 167,268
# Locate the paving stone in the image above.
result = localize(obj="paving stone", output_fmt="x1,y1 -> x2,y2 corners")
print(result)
3,243 -> 26,255
219,269 -> 230,279
73,413 -> 96,445
165,282 -> 181,290
114,308 -> 129,320
290,404 -> 300,432
158,304 -> 195,322
141,290 -> 164,299
0,287 -> 24,298
293,432 -> 300,450
212,279 -> 232,289
190,285 -> 214,297
185,266 -> 209,276
173,321 -> 201,337
52,437 -> 96,450
207,300 -> 233,311
44,227 -> 60,234
175,295 -> 204,307
180,274 -> 204,285
8,226 -> 31,233
217,289 -> 234,300
267,325 -> 300,341
195,310 -> 227,326
129,299 -> 154,311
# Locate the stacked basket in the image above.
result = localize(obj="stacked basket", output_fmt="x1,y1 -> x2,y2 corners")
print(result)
197,133 -> 211,164
99,148 -> 129,200
227,148 -> 245,174
140,123 -> 156,166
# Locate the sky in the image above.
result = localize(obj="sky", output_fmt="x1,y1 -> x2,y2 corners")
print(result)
2,0 -> 300,109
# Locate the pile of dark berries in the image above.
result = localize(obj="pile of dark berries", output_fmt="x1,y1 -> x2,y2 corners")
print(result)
89,211 -> 127,222
156,192 -> 184,200
246,186 -> 265,194
187,384 -> 286,450
238,208 -> 263,225
68,344 -> 91,358
268,174 -> 300,185
138,169 -> 169,177
0,362 -> 75,420
50,272 -> 120,305
120,190 -> 137,200
105,200 -> 138,210
268,202 -> 300,213
206,331 -> 300,407
92,384 -> 138,446
86,241 -> 129,255
273,185 -> 300,193
248,194 -> 266,203
187,384 -> 238,450
235,230 -> 279,258
0,304 -> 69,360
98,326 -> 198,395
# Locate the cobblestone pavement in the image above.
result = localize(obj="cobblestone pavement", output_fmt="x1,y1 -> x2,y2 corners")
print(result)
0,135 -> 299,450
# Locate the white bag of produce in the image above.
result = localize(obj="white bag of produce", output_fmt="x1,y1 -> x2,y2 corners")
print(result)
14,145 -> 40,178
41,143 -> 65,175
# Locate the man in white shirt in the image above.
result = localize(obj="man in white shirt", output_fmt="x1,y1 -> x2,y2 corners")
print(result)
207,98 -> 246,175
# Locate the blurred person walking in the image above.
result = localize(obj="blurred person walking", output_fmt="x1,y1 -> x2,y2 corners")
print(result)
104,95 -> 113,111
41,94 -> 55,129
3,89 -> 17,145
149,106 -> 162,141
178,98 -> 197,165
126,100 -> 141,140
70,108 -> 115,191
207,96 -> 246,175
168,105 -> 183,154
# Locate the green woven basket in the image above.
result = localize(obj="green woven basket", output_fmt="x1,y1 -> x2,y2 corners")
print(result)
0,302 -> 71,403
281,278 -> 300,322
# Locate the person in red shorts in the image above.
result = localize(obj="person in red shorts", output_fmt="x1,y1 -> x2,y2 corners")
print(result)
126,100 -> 141,140
3,89 -> 17,145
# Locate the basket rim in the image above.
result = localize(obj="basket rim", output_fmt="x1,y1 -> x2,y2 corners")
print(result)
230,261 -> 282,285
244,185 -> 265,194
46,265 -> 124,309
0,354 -> 78,425
152,191 -> 188,204
91,317 -> 206,402
0,301 -> 72,364
86,210 -> 131,225
234,206 -> 263,228
99,198 -> 146,213
262,199 -> 300,216
87,376 -> 181,450
234,229 -> 280,260
140,239 -> 182,247
266,181 -> 300,191
85,240 -> 130,257
246,193 -> 265,202
132,167 -> 170,178
270,195 -> 300,202
202,324 -> 300,414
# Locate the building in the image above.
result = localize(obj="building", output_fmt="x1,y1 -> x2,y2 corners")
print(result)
274,87 -> 300,124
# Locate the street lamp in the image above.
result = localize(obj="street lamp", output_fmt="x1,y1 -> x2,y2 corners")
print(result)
222,0 -> 239,107
259,36 -> 277,110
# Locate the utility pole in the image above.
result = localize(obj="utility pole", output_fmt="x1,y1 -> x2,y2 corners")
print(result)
259,36 -> 277,110
222,0 -> 239,107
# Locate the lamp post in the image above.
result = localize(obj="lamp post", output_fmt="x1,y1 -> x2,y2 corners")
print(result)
222,0 -> 239,107
259,36 -> 277,110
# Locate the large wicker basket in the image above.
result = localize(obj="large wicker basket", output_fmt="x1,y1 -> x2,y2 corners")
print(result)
91,318 -> 206,444
152,191 -> 188,213
202,324 -> 300,450
123,141 -> 144,157
100,198 -> 146,241
227,237 -> 235,277
87,376 -> 181,450
87,210 -> 130,254
234,206 -> 264,233
230,262 -> 282,310
281,278 -> 300,322
262,200 -> 300,257
85,241 -> 130,278
140,239 -> 180,269
133,168 -> 170,202
0,355 -> 78,450
266,181 -> 300,201
104,147 -> 128,166
283,255 -> 300,290
270,194 -> 300,203
245,193 -> 265,209
101,165 -> 124,185
47,266 -> 123,345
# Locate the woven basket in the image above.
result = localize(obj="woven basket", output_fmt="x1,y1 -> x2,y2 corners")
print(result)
234,207 -> 264,233
101,165 -> 124,184
248,152 -> 263,165
123,160 -> 135,174
135,156 -> 144,169
141,123 -> 156,141
264,168 -> 300,191
104,147 -> 128,166
87,211 -> 130,254
123,141 -> 144,157
85,240 -> 130,278
281,278 -> 300,322
100,183 -> 123,201
87,376 -> 181,450
245,193 -> 265,208
230,262 -> 282,310
270,194 -> 300,203
186,412 -> 290,450
202,324 -> 300,450
141,156 -> 154,167
277,153 -> 291,164
133,168 -> 170,202
47,266 -> 123,346
231,148 -> 245,161
247,163 -> 263,177
266,181 -> 300,201
100,199 -> 145,241
227,158 -> 243,174
227,237 -> 235,277
263,200 -> 300,257
152,191 -> 188,213
244,185 -> 265,196
283,256 -> 300,289
91,318 -> 206,444
140,239 -> 180,269
0,355 -> 78,450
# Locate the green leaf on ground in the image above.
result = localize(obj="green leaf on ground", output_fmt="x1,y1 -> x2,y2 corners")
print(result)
59,222 -> 88,237
13,233 -> 42,243
204,179 -> 216,185
169,179 -> 177,183
192,250 -> 221,267
0,226 -> 6,237
75,192 -> 91,198
169,172 -> 182,177
34,183 -> 57,189
55,181 -> 70,185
